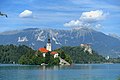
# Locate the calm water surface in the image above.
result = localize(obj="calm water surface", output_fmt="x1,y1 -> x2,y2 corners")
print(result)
0,64 -> 120,80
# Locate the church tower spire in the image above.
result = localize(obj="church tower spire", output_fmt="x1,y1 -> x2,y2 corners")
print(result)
47,35 -> 50,43
46,34 -> 52,51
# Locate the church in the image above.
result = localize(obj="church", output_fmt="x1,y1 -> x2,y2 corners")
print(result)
39,36 -> 58,58
46,36 -> 52,51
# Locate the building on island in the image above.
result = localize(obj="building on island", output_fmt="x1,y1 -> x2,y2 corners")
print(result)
39,48 -> 49,57
38,35 -> 70,65
50,51 -> 59,58
105,56 -> 110,60
46,36 -> 52,51
38,35 -> 58,58
80,44 -> 93,54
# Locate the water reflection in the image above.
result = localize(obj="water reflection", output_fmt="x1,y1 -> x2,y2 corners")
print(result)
38,64 -> 105,80
39,65 -> 60,70
0,64 -> 120,80
39,66 -> 59,80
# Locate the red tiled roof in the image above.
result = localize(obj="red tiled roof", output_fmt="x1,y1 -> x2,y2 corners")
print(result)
50,51 -> 58,55
39,48 -> 49,53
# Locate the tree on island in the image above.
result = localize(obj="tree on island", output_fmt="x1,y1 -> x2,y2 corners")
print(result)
1,45 -> 120,65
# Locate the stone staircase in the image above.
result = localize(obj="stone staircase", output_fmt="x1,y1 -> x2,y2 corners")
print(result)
59,57 -> 70,65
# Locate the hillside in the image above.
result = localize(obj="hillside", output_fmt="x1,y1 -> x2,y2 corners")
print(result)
0,45 -> 72,65
0,44 -> 35,64
0,28 -> 120,57
60,46 -> 106,63
0,44 -> 120,64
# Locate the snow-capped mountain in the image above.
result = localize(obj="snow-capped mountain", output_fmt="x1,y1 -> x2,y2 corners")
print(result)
0,28 -> 120,57
18,36 -> 28,42
108,33 -> 120,40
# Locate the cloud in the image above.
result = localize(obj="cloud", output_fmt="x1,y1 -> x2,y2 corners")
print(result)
19,10 -> 33,18
64,10 -> 107,29
80,10 -> 106,22
64,20 -> 82,27
64,20 -> 91,29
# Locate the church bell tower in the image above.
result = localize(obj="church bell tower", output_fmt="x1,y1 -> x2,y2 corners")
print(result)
46,35 -> 52,51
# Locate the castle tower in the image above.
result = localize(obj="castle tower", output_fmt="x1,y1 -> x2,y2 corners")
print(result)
46,35 -> 52,51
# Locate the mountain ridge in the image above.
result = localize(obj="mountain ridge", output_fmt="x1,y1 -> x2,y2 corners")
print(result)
0,28 -> 120,57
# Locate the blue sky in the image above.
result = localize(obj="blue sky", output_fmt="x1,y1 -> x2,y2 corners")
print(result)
0,0 -> 120,35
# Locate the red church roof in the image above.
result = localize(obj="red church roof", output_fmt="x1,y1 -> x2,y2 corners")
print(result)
39,48 -> 49,53
50,51 -> 58,55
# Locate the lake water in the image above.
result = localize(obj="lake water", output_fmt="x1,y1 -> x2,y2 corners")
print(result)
0,64 -> 120,80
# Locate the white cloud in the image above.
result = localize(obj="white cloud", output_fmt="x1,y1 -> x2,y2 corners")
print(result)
19,10 -> 33,18
64,10 -> 107,29
80,10 -> 106,22
64,20 -> 82,27
64,20 -> 91,29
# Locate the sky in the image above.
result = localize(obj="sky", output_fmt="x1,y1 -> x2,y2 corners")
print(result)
0,0 -> 120,35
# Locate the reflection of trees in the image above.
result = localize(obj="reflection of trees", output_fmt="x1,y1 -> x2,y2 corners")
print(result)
39,66 -> 59,80
118,77 -> 120,80
79,64 -> 92,80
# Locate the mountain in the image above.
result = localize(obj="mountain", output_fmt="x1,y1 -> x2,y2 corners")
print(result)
108,33 -> 120,40
0,28 -> 120,57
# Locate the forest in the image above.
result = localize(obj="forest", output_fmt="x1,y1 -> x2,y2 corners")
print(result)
0,44 -> 71,65
0,44 -> 120,65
